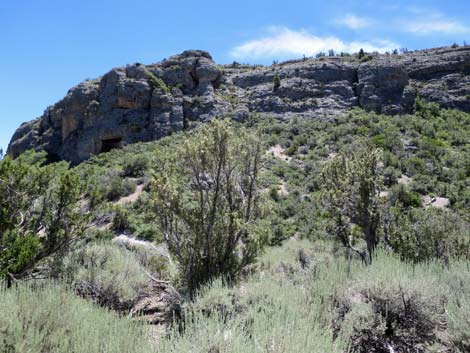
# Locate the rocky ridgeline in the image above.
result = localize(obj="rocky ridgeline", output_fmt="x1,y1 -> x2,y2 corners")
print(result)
8,46 -> 470,164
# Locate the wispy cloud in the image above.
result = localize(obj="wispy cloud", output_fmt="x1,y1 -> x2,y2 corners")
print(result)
230,27 -> 398,60
335,14 -> 372,30
402,8 -> 470,35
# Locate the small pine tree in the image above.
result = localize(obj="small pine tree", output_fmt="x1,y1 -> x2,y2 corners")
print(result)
357,48 -> 365,59
272,74 -> 281,92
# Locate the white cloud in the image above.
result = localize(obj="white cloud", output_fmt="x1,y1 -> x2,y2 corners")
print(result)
402,9 -> 470,35
229,27 -> 398,60
336,14 -> 372,29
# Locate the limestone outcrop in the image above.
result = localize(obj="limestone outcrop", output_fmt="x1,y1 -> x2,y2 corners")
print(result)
8,46 -> 470,164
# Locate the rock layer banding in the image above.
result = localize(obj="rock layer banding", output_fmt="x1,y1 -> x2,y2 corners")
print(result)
8,46 -> 470,164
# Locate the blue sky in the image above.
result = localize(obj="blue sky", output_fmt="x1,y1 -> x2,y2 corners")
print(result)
1,0 -> 469,152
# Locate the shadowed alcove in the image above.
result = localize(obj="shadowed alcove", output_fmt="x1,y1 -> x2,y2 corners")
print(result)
100,137 -> 123,153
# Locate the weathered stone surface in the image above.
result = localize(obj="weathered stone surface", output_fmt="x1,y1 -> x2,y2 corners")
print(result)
8,46 -> 470,164
130,282 -> 182,326
357,62 -> 410,114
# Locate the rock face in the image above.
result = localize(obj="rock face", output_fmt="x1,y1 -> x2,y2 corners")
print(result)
8,46 -> 470,164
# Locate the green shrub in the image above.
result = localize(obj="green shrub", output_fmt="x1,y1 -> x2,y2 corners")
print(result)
359,54 -> 373,63
383,166 -> 400,186
0,151 -> 86,283
112,206 -> 130,231
152,120 -> 266,297
286,143 -> 298,156
322,147 -> 383,262
122,155 -> 149,177
192,95 -> 202,107
89,228 -> 115,241
157,240 -> 469,353
148,72 -> 170,93
63,242 -> 148,311
389,208 -> 470,263
0,283 -> 154,353
105,178 -> 136,201
333,252 -> 450,352
268,185 -> 280,201
272,74 -> 281,91
269,224 -> 288,246
388,184 -> 421,208
158,242 -> 343,353
85,168 -> 137,204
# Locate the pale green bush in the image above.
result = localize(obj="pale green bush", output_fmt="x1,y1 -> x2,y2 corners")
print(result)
63,242 -> 148,310
0,283 -> 154,353
157,241 -> 470,353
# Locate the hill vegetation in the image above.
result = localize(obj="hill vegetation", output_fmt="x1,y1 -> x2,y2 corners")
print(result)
1,100 -> 470,352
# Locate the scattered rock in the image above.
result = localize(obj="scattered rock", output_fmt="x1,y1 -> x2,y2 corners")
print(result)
278,180 -> 289,196
297,249 -> 312,269
397,174 -> 411,185
130,282 -> 183,327
422,195 -> 450,209
113,234 -> 172,265
267,144 -> 292,162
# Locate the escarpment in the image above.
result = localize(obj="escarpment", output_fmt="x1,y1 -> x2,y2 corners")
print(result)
8,46 -> 470,164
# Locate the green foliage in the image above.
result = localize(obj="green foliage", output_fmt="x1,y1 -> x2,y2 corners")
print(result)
63,242 -> 149,310
383,166 -> 400,186
333,251 -> 454,352
3,100 -> 470,351
148,71 -> 170,94
85,168 -> 137,204
268,185 -> 280,201
0,282 -> 154,353
192,95 -> 202,107
112,200 -> 161,241
414,96 -> 441,119
359,54 -> 373,63
112,206 -> 130,231
0,151 -> 86,283
388,208 -> 470,263
152,119 -> 266,296
122,155 -> 149,178
158,240 -> 470,353
158,240 -> 344,353
388,184 -> 421,208
322,147 -> 383,262
286,143 -> 298,155
272,74 -> 281,91
0,231 -> 40,275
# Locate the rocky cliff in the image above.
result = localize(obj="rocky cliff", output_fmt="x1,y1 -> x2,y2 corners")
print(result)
8,46 -> 470,164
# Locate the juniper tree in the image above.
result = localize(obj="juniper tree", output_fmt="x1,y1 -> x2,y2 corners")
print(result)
321,147 -> 383,263
152,119 -> 265,296
272,74 -> 281,92
0,151 -> 86,285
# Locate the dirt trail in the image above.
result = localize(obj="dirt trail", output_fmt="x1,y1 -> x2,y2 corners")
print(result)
117,183 -> 146,205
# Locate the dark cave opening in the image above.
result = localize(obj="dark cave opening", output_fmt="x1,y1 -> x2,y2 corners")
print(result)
100,137 -> 123,153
